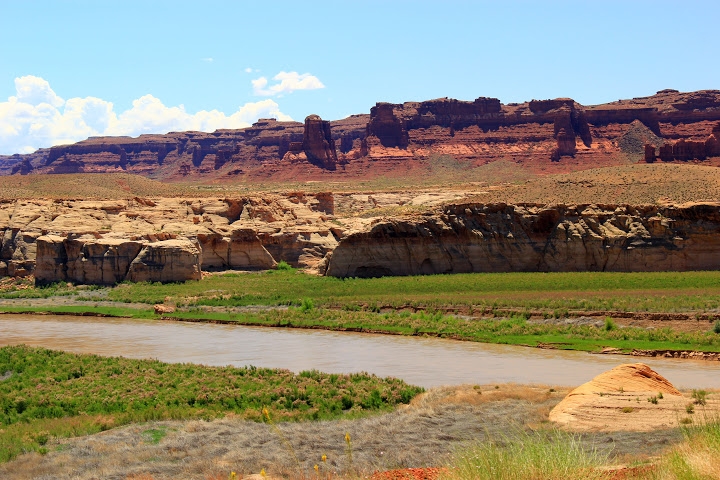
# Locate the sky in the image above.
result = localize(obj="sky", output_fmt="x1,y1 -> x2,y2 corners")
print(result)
0,0 -> 717,155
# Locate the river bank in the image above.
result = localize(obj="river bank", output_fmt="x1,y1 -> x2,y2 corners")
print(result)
2,295 -> 720,361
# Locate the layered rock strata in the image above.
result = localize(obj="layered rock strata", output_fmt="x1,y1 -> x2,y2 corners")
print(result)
3,89 -> 719,179
325,202 -> 720,277
35,235 -> 202,285
548,364 -> 693,432
645,121 -> 720,162
0,193 -> 337,284
4,195 -> 720,284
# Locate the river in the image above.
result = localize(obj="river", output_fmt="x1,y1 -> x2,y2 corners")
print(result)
2,314 -> 720,389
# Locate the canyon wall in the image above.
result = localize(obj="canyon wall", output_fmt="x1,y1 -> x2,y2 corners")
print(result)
3,193 -> 720,284
2,89 -> 719,180
325,202 -> 720,277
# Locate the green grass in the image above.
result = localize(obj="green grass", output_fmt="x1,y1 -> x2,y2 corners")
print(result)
443,429 -> 609,480
659,420 -> 720,479
187,308 -> 720,352
103,270 -> 720,313
0,345 -> 423,463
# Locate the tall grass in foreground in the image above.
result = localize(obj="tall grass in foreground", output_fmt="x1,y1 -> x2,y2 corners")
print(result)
442,429 -> 609,480
656,420 -> 720,479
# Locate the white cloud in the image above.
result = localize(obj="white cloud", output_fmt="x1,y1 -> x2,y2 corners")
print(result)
0,76 -> 293,155
244,67 -> 254,73
13,75 -> 64,107
252,71 -> 325,97
201,57 -> 214,63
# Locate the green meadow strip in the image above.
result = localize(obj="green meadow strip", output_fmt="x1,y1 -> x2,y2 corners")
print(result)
103,270 -> 720,313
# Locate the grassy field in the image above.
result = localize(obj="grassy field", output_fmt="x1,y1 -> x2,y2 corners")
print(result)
0,345 -> 422,463
98,269 -> 720,313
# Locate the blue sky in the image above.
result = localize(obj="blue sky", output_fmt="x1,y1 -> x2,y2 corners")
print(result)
0,0 -> 717,154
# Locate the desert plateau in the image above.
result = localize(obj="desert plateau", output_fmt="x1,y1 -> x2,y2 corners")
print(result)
1,86 -> 720,479
3,2 -> 720,477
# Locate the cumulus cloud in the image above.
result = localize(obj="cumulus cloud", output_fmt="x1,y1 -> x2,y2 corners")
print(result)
13,75 -> 64,107
252,71 -> 325,96
0,76 -> 292,155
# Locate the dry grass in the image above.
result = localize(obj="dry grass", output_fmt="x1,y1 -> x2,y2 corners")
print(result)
468,163 -> 720,205
0,173 -> 188,200
0,383 -> 683,479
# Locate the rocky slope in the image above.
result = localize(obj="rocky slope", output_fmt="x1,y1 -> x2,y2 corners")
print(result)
2,89 -> 719,181
3,191 -> 720,284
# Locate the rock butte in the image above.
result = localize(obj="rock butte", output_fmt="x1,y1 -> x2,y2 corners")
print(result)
1,89 -> 719,181
549,363 -> 720,432
0,193 -> 719,283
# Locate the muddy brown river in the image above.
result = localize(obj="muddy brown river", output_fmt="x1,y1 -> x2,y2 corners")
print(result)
2,314 -> 720,389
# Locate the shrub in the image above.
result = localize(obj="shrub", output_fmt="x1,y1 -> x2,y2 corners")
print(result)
692,389 -> 708,406
300,298 -> 315,312
713,320 -> 720,334
275,260 -> 293,271
604,317 -> 617,331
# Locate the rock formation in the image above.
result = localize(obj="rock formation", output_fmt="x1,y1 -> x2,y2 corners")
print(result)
324,202 -> 720,277
548,364 -> 719,432
35,235 -> 202,285
0,193 -> 337,285
651,122 -> 720,162
3,89 -> 719,179
5,193 -> 720,284
284,115 -> 339,170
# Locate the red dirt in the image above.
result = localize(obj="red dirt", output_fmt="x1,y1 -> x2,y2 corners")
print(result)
370,467 -> 446,480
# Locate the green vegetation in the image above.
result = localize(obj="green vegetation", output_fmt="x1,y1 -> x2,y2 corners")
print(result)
104,270 -> 720,314
157,309 -> 720,352
443,429 -> 609,480
659,420 -> 720,479
692,389 -> 709,406
0,345 -> 422,462
442,422 -> 720,479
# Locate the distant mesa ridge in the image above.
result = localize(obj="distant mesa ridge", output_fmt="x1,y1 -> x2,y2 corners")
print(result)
1,89 -> 720,180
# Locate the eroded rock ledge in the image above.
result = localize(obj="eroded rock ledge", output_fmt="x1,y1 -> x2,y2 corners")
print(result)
324,202 -> 720,277
2,194 -> 720,284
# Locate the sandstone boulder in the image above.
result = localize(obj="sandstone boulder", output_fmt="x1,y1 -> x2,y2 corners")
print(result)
35,235 -> 201,285
548,363 -> 714,432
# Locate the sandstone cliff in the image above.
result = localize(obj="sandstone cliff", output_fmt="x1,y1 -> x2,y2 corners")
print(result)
4,191 -> 720,284
0,193 -> 338,284
3,89 -> 719,181
324,202 -> 720,277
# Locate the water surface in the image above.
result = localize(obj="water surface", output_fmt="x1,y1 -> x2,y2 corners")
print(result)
2,314 -> 719,389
